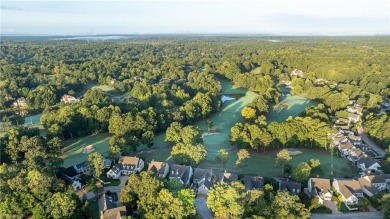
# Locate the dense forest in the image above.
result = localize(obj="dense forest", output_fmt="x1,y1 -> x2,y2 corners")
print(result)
1,36 -> 390,218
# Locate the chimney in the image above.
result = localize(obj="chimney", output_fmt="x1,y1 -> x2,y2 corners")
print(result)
172,170 -> 174,174
176,169 -> 179,174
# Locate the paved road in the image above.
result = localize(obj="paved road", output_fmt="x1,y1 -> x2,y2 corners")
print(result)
194,198 -> 213,219
311,212 -> 383,219
358,127 -> 386,156
82,186 -> 122,200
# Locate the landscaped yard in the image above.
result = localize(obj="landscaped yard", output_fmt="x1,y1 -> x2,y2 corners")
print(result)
61,133 -> 111,167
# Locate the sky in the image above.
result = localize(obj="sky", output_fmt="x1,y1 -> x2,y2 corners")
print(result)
1,0 -> 389,35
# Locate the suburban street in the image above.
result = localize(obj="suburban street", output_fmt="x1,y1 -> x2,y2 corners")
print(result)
194,198 -> 213,219
311,212 -> 383,219
358,127 -> 386,156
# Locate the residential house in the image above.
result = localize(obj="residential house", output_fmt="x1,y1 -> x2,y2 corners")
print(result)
348,113 -> 361,123
347,106 -> 363,116
280,181 -> 301,194
148,160 -> 169,178
335,126 -> 352,135
60,171 -> 87,191
169,164 -> 193,185
348,148 -> 365,163
333,179 -> 363,210
333,135 -> 348,146
308,178 -> 332,204
74,161 -> 90,174
291,69 -> 304,77
106,156 -> 144,179
12,97 -> 27,108
193,168 -> 214,195
357,157 -> 382,173
61,94 -> 79,104
218,171 -> 238,184
348,135 -> 362,145
338,141 -> 355,157
358,175 -> 389,197
336,117 -> 350,126
99,194 -> 127,219
243,175 -> 264,193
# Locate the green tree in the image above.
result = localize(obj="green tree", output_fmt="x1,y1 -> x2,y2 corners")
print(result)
241,106 -> 257,121
216,149 -> 229,167
236,149 -> 250,167
141,131 -> 155,148
207,182 -> 246,219
276,149 -> 292,174
171,143 -> 207,165
32,203 -> 47,219
292,162 -> 312,182
46,192 -> 77,219
271,191 -> 310,219
380,193 -> 390,218
87,152 -> 105,177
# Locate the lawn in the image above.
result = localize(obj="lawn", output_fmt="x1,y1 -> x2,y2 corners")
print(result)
267,96 -> 318,123
61,133 -> 111,167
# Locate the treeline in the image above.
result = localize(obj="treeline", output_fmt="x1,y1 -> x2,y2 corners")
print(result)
364,113 -> 390,148
0,127 -> 91,218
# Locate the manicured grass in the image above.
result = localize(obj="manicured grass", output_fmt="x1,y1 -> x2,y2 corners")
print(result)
267,96 -> 318,123
61,133 -> 111,167
91,84 -> 115,92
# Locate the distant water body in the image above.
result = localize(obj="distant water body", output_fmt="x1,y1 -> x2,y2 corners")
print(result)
56,35 -> 132,40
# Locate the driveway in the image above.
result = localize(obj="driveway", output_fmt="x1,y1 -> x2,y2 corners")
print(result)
194,198 -> 213,219
322,200 -> 338,214
311,212 -> 383,219
358,127 -> 386,156
83,186 -> 122,200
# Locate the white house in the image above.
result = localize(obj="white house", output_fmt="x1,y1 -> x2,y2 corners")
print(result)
12,97 -> 27,108
358,175 -> 388,197
106,156 -> 144,179
348,148 -> 365,163
356,157 -> 382,173
168,164 -> 193,185
333,179 -> 363,210
308,178 -> 332,204
148,160 -> 169,178
61,94 -> 79,104
338,141 -> 355,157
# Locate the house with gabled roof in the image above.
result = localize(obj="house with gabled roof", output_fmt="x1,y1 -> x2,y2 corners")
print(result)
348,135 -> 362,145
347,106 -> 363,116
356,157 -> 382,173
291,69 -> 304,77
61,94 -> 79,104
148,160 -> 169,178
339,141 -> 355,157
336,117 -> 350,126
348,113 -> 360,123
193,168 -> 214,195
106,156 -> 144,179
348,148 -> 365,163
280,180 -> 301,194
358,175 -> 389,197
169,164 -> 193,185
243,175 -> 264,193
99,194 -> 127,219
218,171 -> 238,184
333,135 -> 348,146
12,97 -> 27,108
333,179 -> 363,210
308,178 -> 332,204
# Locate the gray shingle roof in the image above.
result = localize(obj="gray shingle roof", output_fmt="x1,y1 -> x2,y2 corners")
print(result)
280,181 -> 301,193
218,172 -> 238,184
169,164 -> 192,184
243,175 -> 264,191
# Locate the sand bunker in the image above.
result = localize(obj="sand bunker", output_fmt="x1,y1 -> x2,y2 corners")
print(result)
288,148 -> 302,156
82,145 -> 95,154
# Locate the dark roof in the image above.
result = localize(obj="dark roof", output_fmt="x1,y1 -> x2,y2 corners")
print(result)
243,175 -> 264,191
75,161 -> 88,169
169,164 -> 192,184
98,194 -> 116,212
280,181 -> 301,193
193,168 -> 213,182
61,166 -> 79,178
357,157 -> 379,168
218,172 -> 238,184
